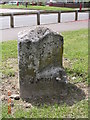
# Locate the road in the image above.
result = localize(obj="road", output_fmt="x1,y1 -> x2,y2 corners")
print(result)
0,20 -> 88,42
0,9 -> 89,29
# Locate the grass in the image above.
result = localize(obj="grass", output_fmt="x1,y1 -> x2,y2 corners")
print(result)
2,100 -> 88,118
0,5 -> 73,11
1,40 -> 17,77
1,29 -> 88,118
1,29 -> 88,80
2,40 -> 17,60
62,29 -> 88,84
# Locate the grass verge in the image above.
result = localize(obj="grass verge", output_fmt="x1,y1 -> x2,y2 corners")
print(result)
1,29 -> 88,118
0,5 -> 73,11
1,29 -> 88,81
62,29 -> 88,84
2,100 -> 88,118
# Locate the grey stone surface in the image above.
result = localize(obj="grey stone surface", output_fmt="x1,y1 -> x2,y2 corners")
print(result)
18,27 -> 67,100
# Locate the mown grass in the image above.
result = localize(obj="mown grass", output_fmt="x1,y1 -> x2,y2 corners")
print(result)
0,5 -> 73,11
1,29 -> 88,81
62,29 -> 88,84
1,29 -> 88,118
2,40 -> 17,60
2,100 -> 88,118
0,40 -> 17,77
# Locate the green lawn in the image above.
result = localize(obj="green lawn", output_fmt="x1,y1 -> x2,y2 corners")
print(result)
62,29 -> 88,84
1,29 -> 88,118
2,100 -> 88,118
0,5 -> 73,11
1,29 -> 88,83
2,40 -> 17,60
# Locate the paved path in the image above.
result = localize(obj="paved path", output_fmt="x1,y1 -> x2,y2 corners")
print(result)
0,8 -> 37,13
0,20 -> 88,42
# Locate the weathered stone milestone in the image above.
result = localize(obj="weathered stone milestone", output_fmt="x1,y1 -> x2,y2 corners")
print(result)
18,27 -> 67,100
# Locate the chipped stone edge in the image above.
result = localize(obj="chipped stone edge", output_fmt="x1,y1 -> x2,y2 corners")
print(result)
18,27 -> 63,43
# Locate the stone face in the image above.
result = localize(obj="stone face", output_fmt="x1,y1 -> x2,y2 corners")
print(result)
1,95 -> 6,101
18,27 -> 67,100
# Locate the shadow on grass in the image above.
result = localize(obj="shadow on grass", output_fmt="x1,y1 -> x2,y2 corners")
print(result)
22,82 -> 86,106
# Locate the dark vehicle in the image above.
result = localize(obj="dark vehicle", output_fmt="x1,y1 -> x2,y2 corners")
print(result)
0,1 -> 7,4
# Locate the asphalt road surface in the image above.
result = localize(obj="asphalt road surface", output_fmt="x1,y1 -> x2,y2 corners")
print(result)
0,9 -> 89,29
0,20 -> 88,42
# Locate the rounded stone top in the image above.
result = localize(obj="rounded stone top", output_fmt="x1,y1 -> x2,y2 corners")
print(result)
18,27 -> 60,43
